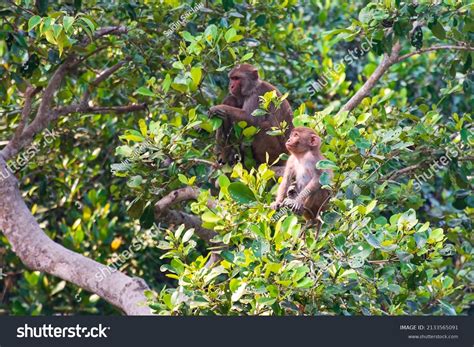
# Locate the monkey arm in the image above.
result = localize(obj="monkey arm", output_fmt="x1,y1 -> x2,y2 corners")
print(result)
283,177 -> 320,215
296,177 -> 320,202
271,160 -> 294,209
209,104 -> 268,127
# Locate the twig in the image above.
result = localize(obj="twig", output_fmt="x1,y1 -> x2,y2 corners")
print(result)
397,44 -> 474,62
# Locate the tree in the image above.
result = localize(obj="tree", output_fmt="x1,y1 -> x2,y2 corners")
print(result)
0,0 -> 472,316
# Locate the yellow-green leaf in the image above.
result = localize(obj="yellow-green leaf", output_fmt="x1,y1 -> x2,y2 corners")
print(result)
28,15 -> 42,31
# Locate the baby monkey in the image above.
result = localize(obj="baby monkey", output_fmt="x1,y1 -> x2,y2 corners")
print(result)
271,127 -> 332,222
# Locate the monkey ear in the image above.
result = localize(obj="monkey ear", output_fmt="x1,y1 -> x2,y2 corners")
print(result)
249,69 -> 259,80
310,135 -> 320,147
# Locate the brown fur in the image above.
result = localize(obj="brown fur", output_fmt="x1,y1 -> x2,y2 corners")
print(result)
271,127 -> 332,222
210,64 -> 293,165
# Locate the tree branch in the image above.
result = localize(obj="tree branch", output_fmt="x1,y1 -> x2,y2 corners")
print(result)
55,103 -> 147,117
339,41 -> 473,114
340,42 -> 401,113
80,26 -> 129,46
379,163 -> 423,182
81,59 -> 130,105
161,210 -> 218,244
0,158 -> 152,315
397,44 -> 474,62
154,187 -> 218,243
3,85 -> 41,160
1,56 -> 78,161
1,56 -> 145,162
94,26 -> 129,39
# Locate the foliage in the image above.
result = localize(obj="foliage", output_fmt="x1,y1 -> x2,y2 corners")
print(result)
0,0 -> 472,315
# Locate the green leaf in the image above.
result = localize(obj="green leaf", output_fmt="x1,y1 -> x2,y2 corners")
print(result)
36,0 -> 48,15
217,175 -> 230,189
63,16 -> 74,33
127,175 -> 143,188
257,297 -> 276,306
204,24 -> 218,44
228,182 -> 256,204
28,15 -> 42,31
241,52 -> 253,61
319,171 -> 331,185
135,87 -> 155,97
252,109 -> 267,117
397,209 -> 418,231
138,119 -> 147,136
428,21 -> 446,40
428,228 -> 444,244
127,197 -> 145,218
224,28 -> 237,43
413,231 -> 427,249
190,66 -> 202,86
178,174 -> 188,185
231,282 -> 247,302
202,211 -> 221,224
52,23 -> 62,38
316,159 -> 338,170
364,233 -> 381,248
182,228 -> 194,243
374,216 -> 387,225
348,256 -> 364,268
162,74 -> 172,93
242,126 -> 258,137
323,212 -> 340,224
255,14 -> 266,27
50,281 -> 66,296
80,17 -> 95,32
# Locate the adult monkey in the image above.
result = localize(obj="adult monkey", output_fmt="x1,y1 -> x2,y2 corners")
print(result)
209,64 -> 293,166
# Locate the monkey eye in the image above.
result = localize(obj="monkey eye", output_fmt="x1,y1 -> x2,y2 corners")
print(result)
230,76 -> 240,81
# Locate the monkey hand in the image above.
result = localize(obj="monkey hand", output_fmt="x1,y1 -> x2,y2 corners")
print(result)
270,201 -> 281,210
283,198 -> 304,215
208,105 -> 227,118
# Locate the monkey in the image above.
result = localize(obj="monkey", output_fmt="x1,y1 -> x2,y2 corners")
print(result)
270,127 -> 333,224
215,95 -> 244,166
209,64 -> 293,166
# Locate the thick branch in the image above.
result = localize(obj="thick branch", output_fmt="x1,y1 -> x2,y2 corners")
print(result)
0,158 -> 152,315
1,56 -> 144,161
1,56 -> 77,161
340,42 -> 401,113
2,86 -> 41,160
154,187 -> 218,243
162,210 -> 218,244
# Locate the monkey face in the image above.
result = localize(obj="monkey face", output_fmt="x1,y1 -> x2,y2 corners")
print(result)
286,128 -> 321,154
229,75 -> 242,97
228,65 -> 259,97
286,130 -> 308,153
